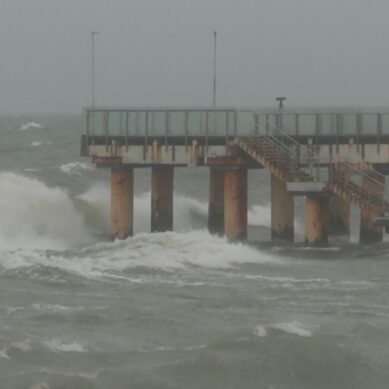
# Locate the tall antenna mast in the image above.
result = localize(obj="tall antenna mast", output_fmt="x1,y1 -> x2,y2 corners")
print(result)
91,31 -> 100,107
213,31 -> 217,107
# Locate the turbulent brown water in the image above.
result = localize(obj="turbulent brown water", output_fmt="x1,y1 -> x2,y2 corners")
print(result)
0,114 -> 389,389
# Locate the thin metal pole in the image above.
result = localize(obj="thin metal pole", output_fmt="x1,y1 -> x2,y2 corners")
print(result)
213,31 -> 217,108
91,31 -> 100,107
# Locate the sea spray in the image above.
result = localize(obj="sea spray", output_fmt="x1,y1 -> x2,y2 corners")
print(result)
0,173 -> 92,250
0,231 -> 284,281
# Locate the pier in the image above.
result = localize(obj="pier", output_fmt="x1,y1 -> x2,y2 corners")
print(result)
81,107 -> 389,246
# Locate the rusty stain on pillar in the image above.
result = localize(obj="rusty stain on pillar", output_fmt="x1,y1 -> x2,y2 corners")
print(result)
111,168 -> 133,239
360,176 -> 383,244
151,166 -> 174,232
271,174 -> 294,241
305,194 -> 329,246
224,168 -> 248,241
328,195 -> 350,236
208,168 -> 224,235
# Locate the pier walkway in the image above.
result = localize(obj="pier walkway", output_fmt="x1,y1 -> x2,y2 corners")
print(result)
81,107 -> 389,246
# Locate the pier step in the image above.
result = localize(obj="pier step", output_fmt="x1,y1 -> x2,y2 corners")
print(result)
326,162 -> 389,213
236,136 -> 388,215
235,137 -> 314,183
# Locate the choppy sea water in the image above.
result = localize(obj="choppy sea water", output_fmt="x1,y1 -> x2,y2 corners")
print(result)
0,114 -> 389,388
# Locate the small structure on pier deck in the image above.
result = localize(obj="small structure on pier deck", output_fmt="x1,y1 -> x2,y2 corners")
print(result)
81,106 -> 389,246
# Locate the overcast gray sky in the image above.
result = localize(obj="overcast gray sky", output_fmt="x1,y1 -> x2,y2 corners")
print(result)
1,0 -> 389,113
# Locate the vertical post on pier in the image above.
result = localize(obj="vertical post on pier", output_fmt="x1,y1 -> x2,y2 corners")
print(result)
208,168 -> 224,235
305,194 -> 329,246
271,174 -> 294,241
328,195 -> 350,236
224,168 -> 247,241
151,166 -> 174,232
360,176 -> 383,244
111,168 -> 133,239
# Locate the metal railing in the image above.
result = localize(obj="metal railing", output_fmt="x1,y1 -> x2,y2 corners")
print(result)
84,107 -> 389,141
328,161 -> 388,211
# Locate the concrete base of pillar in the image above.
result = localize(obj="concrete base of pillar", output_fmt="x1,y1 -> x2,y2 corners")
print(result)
360,209 -> 383,244
111,168 -> 133,239
224,168 -> 247,242
305,194 -> 329,246
271,174 -> 294,242
151,166 -> 174,232
208,168 -> 224,235
328,195 -> 350,236
359,176 -> 384,244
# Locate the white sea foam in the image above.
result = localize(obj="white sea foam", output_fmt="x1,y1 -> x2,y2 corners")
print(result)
253,325 -> 267,337
0,231 -> 284,282
12,339 -> 32,352
271,321 -> 312,337
60,162 -> 94,175
253,321 -> 312,338
20,121 -> 43,131
43,339 -> 87,353
248,204 -> 271,227
78,185 -> 272,235
31,304 -> 83,312
77,187 -> 210,234
30,141 -> 43,147
0,173 -> 93,250
0,348 -> 10,359
29,383 -> 50,389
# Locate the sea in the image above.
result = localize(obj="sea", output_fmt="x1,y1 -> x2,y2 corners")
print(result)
0,114 -> 388,388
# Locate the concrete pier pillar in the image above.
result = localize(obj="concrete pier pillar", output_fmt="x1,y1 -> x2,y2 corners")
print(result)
271,174 -> 294,242
224,168 -> 248,241
360,176 -> 383,244
151,166 -> 174,232
111,168 -> 133,239
208,168 -> 224,235
328,195 -> 350,236
305,194 -> 329,246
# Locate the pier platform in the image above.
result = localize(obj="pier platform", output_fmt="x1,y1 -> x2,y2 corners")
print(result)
81,107 -> 389,246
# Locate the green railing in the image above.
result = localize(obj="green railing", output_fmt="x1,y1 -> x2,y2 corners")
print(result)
84,107 -> 389,138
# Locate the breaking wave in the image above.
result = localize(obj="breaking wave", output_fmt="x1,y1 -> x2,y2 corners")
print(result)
20,121 -> 43,131
59,162 -> 94,175
0,173 -> 92,250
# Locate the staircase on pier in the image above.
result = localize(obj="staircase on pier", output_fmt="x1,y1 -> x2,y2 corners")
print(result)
235,127 -> 389,215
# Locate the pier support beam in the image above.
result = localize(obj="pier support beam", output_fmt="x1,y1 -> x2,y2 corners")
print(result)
328,195 -> 350,236
360,177 -> 384,244
151,166 -> 174,232
271,174 -> 294,242
305,194 -> 329,246
111,168 -> 133,239
224,168 -> 248,241
208,168 -> 224,235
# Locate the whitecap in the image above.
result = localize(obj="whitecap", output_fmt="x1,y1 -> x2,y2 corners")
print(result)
43,339 -> 87,353
248,204 -> 271,227
20,122 -> 43,131
30,141 -> 43,147
0,172 -> 93,251
12,339 -> 32,352
253,325 -> 267,337
270,321 -> 312,337
0,348 -> 10,359
60,162 -> 94,175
